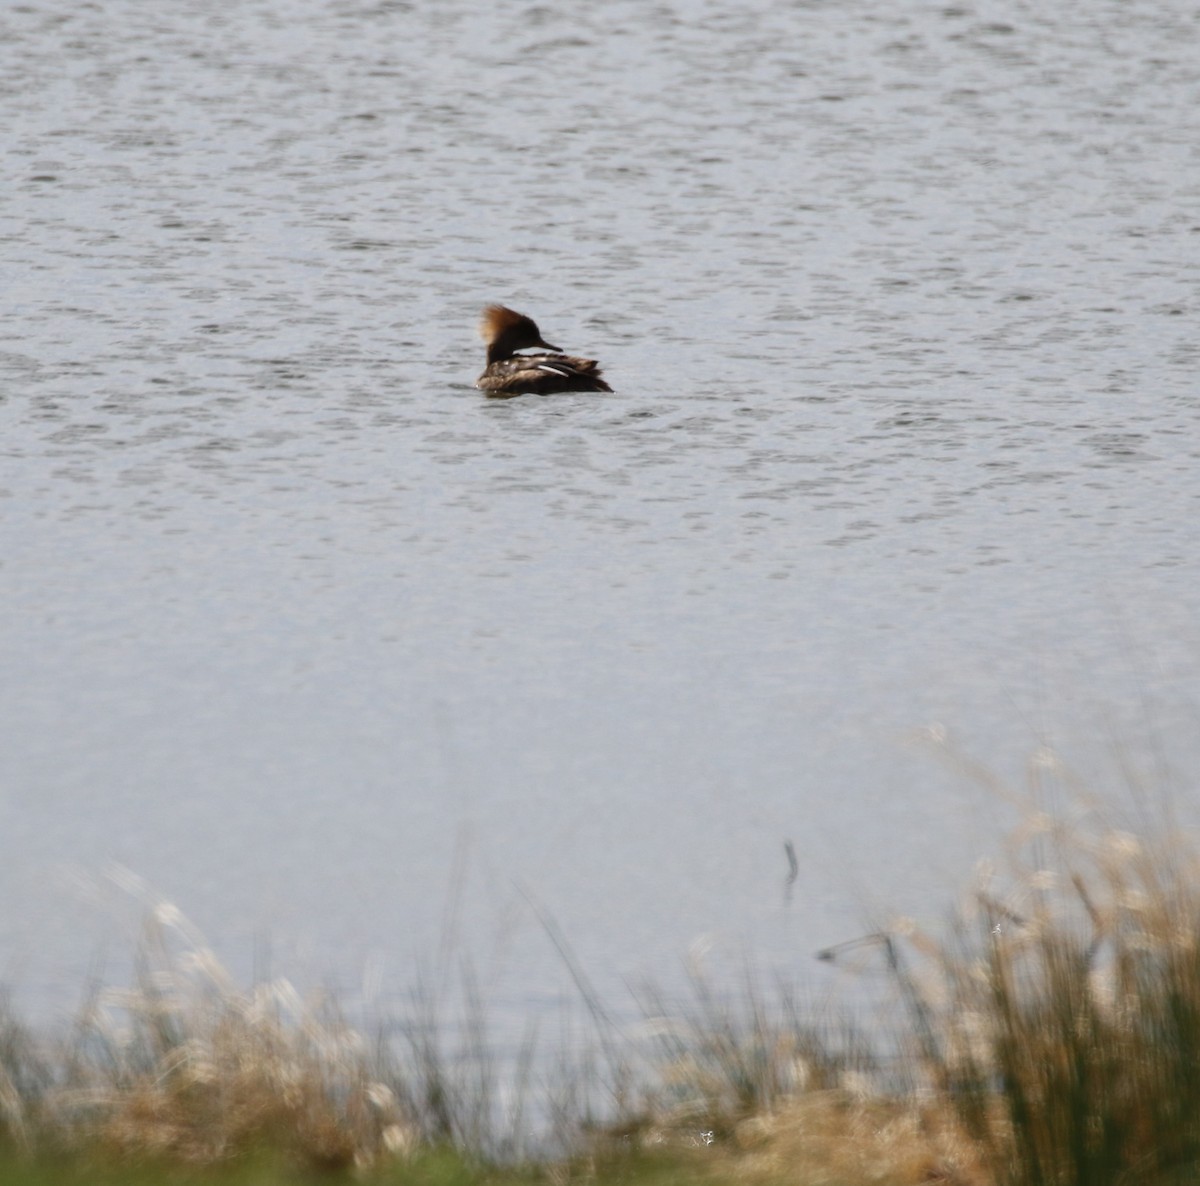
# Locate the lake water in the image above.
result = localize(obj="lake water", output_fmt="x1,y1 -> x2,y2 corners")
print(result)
2,0 -> 1199,1034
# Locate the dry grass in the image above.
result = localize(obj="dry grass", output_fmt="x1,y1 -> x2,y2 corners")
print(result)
2,741 -> 1199,1186
630,970 -> 877,1142
715,1090 -> 984,1186
1,902 -> 417,1171
625,737 -> 1200,1186
878,736 -> 1200,1186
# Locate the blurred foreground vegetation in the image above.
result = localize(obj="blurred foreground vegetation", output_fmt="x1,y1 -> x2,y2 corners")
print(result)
2,742 -> 1199,1185
0,1148 -> 711,1186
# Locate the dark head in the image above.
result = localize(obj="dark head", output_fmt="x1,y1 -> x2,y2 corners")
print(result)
479,305 -> 561,363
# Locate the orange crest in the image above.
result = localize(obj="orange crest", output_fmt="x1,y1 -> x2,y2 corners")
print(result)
479,304 -> 529,343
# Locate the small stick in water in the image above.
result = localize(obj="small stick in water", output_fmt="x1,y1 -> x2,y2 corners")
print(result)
815,931 -> 890,963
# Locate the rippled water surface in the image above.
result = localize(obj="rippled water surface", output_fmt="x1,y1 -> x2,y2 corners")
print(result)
3,0 -> 1199,1024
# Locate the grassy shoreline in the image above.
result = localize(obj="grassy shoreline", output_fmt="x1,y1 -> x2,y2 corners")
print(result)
3,752 -> 1199,1185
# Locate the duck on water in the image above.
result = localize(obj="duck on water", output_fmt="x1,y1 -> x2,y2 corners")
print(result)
475,305 -> 612,397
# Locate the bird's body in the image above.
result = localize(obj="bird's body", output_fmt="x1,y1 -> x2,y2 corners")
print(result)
475,305 -> 612,397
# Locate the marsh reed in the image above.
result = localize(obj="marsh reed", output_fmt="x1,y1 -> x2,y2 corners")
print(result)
1,741 -> 1198,1184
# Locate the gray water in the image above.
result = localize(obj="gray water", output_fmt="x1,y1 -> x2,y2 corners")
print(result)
2,0 -> 1199,1029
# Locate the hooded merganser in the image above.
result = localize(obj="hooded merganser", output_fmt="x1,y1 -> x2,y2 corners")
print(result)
476,305 -> 612,396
